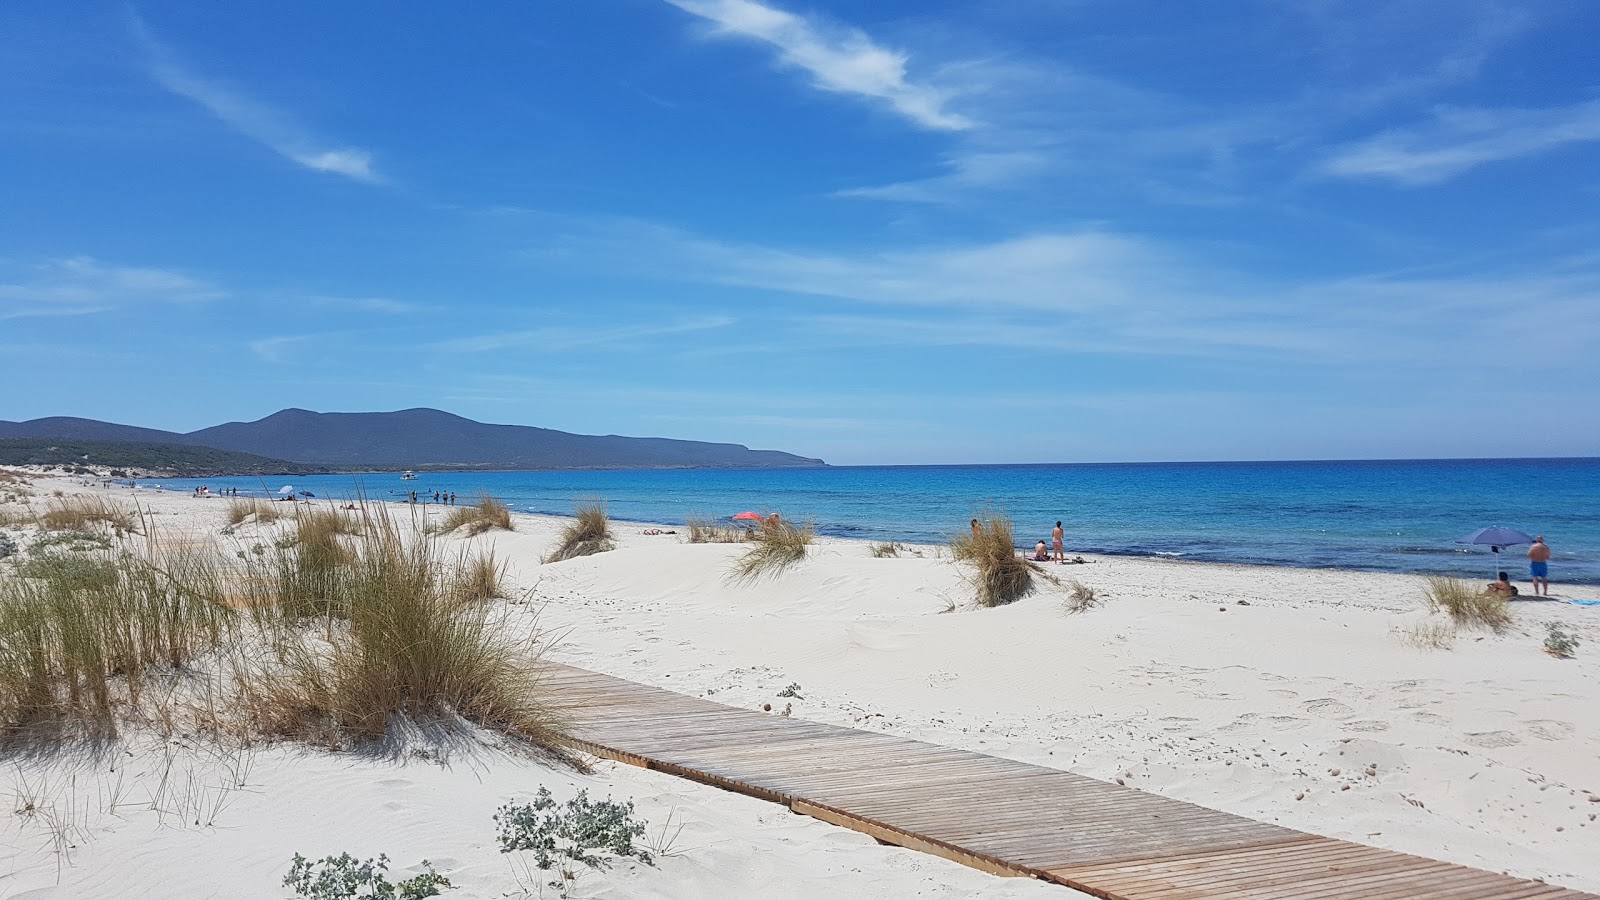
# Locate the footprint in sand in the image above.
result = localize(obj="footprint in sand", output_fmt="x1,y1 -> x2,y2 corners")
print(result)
1345,720 -> 1390,733
1526,720 -> 1575,741
1269,689 -> 1299,699
1411,711 -> 1450,725
1464,730 -> 1521,748
1302,698 -> 1354,719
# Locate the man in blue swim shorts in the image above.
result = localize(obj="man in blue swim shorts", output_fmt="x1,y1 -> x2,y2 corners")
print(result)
1527,535 -> 1551,597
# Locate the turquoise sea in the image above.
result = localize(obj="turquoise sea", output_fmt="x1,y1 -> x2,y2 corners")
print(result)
160,458 -> 1600,583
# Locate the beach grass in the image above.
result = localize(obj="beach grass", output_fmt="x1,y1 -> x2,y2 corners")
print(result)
0,544 -> 230,739
454,549 -> 508,602
1423,575 -> 1511,632
544,499 -> 615,563
246,510 -> 567,751
38,495 -> 138,534
870,541 -> 904,558
951,515 -> 1041,607
440,494 -> 514,536
731,516 -> 814,580
1063,579 -> 1100,614
226,497 -> 283,526
686,515 -> 747,543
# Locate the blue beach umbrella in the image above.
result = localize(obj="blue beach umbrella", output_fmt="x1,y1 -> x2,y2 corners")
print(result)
1456,527 -> 1534,573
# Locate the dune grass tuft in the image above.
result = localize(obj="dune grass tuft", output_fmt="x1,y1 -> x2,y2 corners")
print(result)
951,515 -> 1042,607
0,546 -> 230,738
454,549 -> 508,602
686,515 -> 747,543
38,495 -> 138,534
1422,575 -> 1512,632
1401,619 -> 1456,650
1063,579 -> 1101,614
545,499 -> 615,563
730,516 -> 814,580
226,497 -> 283,526
441,494 -> 514,537
246,511 -> 567,752
870,541 -> 904,558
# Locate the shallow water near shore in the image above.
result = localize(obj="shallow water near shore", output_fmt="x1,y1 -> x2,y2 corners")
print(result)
157,457 -> 1600,582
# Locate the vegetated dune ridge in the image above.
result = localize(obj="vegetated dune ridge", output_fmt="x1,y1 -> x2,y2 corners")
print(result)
2,472 -> 1597,897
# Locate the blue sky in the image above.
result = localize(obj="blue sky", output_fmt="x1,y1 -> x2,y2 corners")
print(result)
2,1 -> 1597,465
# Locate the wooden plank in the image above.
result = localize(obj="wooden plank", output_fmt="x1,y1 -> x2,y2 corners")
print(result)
548,664 -> 1599,900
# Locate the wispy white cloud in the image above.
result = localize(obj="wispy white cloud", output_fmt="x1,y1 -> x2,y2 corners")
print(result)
1320,99 -> 1600,185
432,316 -> 736,353
0,256 -> 223,320
131,16 -> 379,182
663,0 -> 970,131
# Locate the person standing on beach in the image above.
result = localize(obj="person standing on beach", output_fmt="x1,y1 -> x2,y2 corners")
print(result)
1052,520 -> 1064,563
971,518 -> 981,538
1528,536 -> 1551,596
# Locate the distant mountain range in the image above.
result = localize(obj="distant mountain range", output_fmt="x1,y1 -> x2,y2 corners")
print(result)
0,408 -> 826,473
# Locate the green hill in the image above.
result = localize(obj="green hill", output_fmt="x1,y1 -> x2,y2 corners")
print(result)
0,438 -> 325,476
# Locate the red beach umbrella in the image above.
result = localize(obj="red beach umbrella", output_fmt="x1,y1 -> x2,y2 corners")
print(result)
731,511 -> 763,521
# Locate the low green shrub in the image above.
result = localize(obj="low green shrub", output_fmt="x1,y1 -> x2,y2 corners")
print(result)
283,852 -> 448,900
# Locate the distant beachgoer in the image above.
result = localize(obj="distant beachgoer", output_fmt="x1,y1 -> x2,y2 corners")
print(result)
971,518 -> 981,539
1052,520 -> 1064,563
1033,540 -> 1050,561
1485,571 -> 1519,598
1528,536 -> 1551,596
449,491 -> 456,505
767,512 -> 782,530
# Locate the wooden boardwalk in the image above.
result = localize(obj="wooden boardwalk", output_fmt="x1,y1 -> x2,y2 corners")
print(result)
543,663 -> 1595,900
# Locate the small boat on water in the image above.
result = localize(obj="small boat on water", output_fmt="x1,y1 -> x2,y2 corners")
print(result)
400,470 -> 418,480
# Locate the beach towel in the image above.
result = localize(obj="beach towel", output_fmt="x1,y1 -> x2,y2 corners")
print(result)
1568,599 -> 1600,607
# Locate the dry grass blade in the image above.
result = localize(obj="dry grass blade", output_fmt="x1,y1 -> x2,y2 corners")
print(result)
38,495 -> 139,534
544,499 -> 615,563
730,516 -> 814,581
1422,575 -> 1511,632
950,515 -> 1039,607
440,494 -> 514,536
870,541 -> 903,558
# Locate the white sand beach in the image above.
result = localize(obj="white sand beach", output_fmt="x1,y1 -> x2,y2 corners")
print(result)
3,473 -> 1598,898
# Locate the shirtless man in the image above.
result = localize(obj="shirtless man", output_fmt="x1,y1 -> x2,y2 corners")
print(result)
1485,571 -> 1518,598
1052,520 -> 1065,563
1527,536 -> 1551,596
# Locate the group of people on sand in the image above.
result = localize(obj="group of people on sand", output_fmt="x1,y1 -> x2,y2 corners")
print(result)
970,517 -> 1072,563
192,486 -> 240,497
1485,535 -> 1554,598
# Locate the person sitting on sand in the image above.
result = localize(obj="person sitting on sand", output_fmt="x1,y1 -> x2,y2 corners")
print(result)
1485,571 -> 1519,598
1033,540 -> 1051,561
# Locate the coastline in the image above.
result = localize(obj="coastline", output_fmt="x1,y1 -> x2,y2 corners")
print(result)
3,469 -> 1598,896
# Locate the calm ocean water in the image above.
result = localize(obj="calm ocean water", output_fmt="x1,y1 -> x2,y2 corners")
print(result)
160,458 -> 1600,583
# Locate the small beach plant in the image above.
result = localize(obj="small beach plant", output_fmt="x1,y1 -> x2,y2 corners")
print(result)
283,852 -> 449,900
1542,623 -> 1579,658
495,787 -> 653,897
545,499 -> 615,563
730,515 -> 813,580
1422,576 -> 1511,632
440,494 -> 514,536
869,541 -> 903,558
951,514 -> 1041,607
